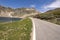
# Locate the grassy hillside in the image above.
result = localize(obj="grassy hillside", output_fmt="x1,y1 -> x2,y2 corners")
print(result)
34,8 -> 60,25
0,18 -> 32,40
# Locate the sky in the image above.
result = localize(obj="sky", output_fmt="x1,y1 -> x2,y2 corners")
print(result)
0,0 -> 60,12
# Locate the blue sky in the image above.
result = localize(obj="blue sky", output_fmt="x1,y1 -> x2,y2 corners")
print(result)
0,0 -> 60,12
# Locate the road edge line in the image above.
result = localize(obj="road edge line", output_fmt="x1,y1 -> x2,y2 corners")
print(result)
29,17 -> 36,40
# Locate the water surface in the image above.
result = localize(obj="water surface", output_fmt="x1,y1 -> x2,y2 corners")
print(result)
0,17 -> 21,22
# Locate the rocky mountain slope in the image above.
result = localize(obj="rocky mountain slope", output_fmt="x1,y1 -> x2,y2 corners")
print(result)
0,5 -> 40,18
0,5 -> 14,17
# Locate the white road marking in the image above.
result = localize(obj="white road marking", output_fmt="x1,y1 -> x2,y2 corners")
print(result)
30,18 -> 36,40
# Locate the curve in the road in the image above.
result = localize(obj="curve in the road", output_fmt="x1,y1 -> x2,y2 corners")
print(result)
31,18 -> 60,40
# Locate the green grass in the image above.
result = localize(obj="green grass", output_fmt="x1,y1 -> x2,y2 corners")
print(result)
0,18 -> 32,40
34,13 -> 60,25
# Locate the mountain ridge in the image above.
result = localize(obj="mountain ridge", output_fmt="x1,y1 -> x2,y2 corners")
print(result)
0,5 -> 40,18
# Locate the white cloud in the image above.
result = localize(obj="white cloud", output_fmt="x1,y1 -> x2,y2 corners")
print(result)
44,0 -> 60,9
41,0 -> 60,12
30,5 -> 35,7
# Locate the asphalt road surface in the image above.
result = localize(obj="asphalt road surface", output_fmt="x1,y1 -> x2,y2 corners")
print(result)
32,18 -> 60,40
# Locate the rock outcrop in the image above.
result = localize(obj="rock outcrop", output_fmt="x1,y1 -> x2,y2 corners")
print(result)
0,5 -> 40,18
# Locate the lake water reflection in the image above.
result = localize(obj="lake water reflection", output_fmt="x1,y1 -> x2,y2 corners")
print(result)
0,17 -> 21,22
